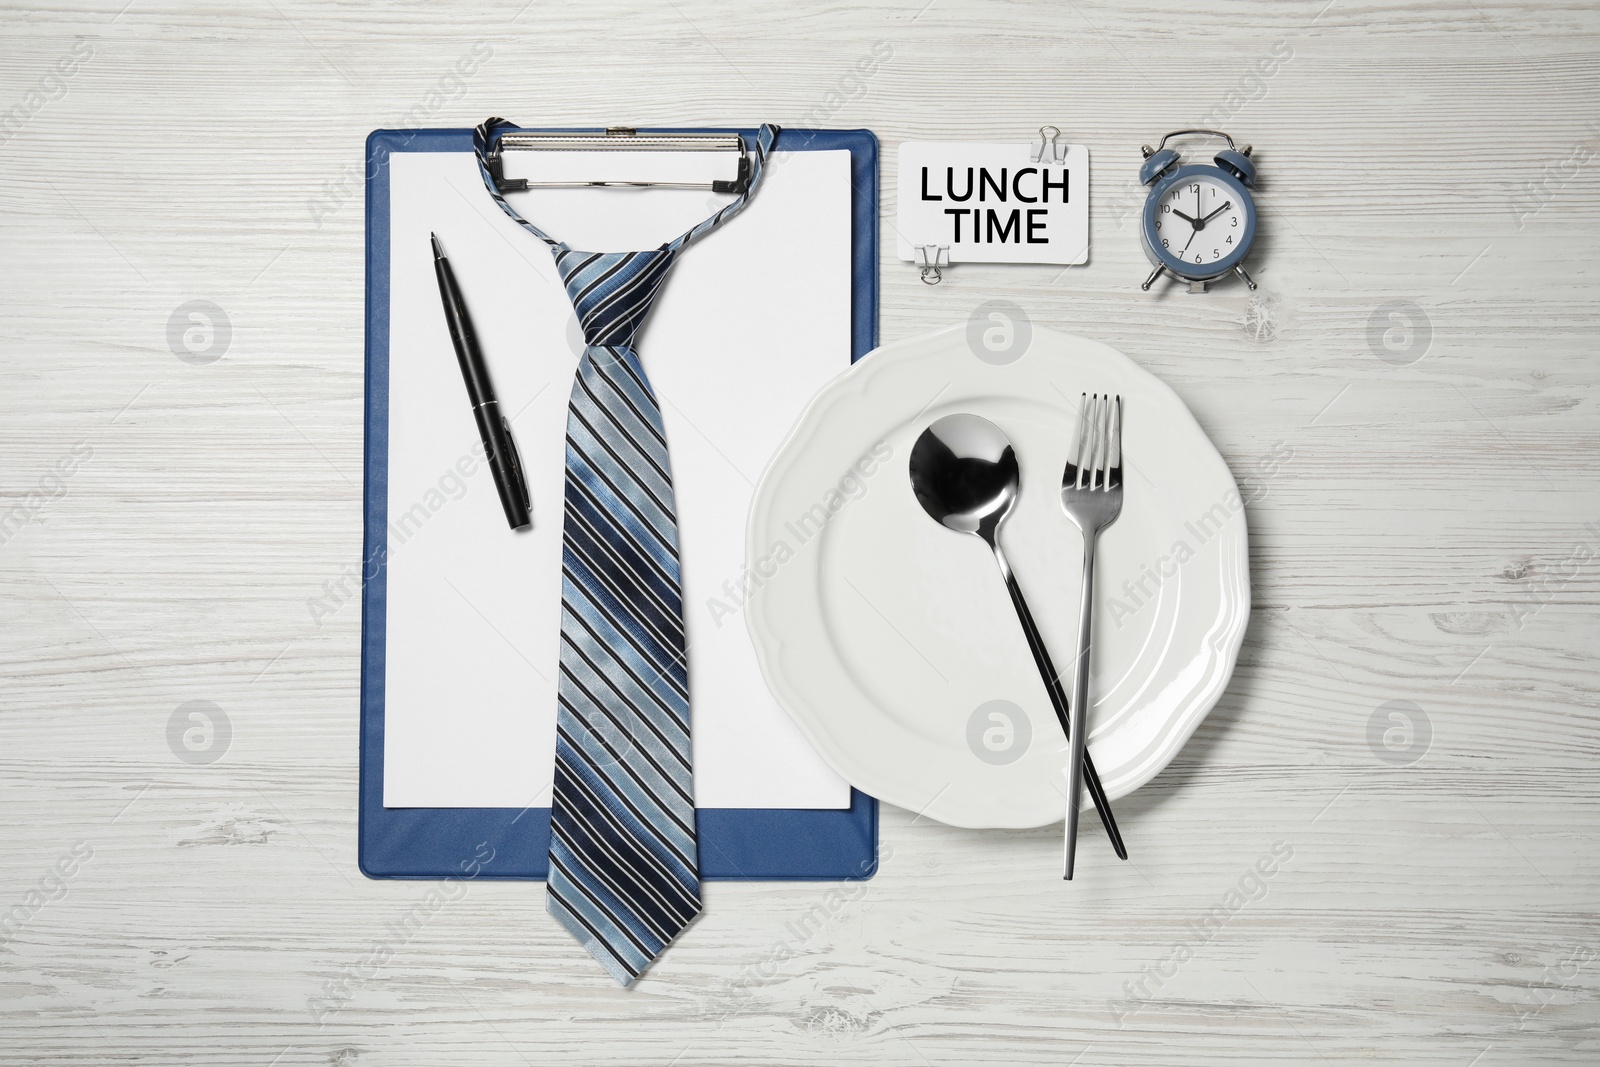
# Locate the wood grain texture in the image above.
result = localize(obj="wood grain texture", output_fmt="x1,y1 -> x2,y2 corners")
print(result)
2,0 -> 1599,1063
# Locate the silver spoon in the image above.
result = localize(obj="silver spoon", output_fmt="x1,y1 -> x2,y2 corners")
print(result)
909,414 -> 1126,872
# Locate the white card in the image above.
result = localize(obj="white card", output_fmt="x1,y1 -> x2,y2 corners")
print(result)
896,141 -> 1089,266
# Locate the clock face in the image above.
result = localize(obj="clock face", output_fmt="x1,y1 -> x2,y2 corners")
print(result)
1151,176 -> 1249,270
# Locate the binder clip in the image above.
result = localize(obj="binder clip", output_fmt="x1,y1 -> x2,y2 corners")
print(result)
916,244 -> 949,285
1032,125 -> 1068,164
484,123 -> 752,194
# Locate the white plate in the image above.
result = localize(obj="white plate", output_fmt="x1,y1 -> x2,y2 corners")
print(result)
744,325 -> 1249,829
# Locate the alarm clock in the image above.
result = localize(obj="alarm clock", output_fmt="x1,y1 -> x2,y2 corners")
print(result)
1138,129 -> 1259,293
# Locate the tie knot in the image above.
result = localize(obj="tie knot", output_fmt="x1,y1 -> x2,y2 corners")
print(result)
555,247 -> 677,348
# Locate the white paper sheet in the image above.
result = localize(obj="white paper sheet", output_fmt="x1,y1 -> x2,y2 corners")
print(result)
381,148 -> 854,810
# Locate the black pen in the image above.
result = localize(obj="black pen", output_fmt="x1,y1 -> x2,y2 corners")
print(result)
431,233 -> 532,531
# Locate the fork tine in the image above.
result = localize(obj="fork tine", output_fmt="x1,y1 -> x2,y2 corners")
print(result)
1072,393 -> 1091,490
1068,394 -> 1080,489
1096,395 -> 1105,489
1094,393 -> 1111,491
1109,395 -> 1122,488
1089,393 -> 1103,491
1083,394 -> 1096,491
1097,393 -> 1111,490
1106,395 -> 1118,486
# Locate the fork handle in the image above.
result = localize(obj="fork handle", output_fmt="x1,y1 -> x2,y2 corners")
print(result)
1063,535 -> 1098,880
993,550 -> 1126,862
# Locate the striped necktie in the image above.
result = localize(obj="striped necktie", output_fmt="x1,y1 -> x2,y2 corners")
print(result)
474,118 -> 778,985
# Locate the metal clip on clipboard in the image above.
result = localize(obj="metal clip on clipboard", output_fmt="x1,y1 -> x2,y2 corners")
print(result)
485,126 -> 753,194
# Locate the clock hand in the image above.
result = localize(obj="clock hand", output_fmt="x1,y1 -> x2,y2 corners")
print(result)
1172,209 -> 1199,226
1180,227 -> 1199,255
1199,199 -> 1233,225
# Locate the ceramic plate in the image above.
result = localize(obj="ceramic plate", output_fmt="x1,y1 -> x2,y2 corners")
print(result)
744,324 -> 1249,828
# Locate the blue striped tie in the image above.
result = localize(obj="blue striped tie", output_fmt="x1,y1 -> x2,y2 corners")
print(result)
474,119 -> 778,984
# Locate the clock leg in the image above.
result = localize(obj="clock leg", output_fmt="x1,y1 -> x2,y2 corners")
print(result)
1234,264 -> 1258,290
1140,265 -> 1165,291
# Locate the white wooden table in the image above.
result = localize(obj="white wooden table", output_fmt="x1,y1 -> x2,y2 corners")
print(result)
3,1 -> 1598,1063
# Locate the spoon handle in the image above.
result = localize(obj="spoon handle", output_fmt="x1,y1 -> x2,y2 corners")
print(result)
993,551 -> 1127,862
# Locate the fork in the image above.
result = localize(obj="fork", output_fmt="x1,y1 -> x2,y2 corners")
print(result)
1059,393 -> 1124,880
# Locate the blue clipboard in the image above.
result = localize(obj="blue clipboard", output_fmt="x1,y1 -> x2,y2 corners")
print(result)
360,126 -> 879,881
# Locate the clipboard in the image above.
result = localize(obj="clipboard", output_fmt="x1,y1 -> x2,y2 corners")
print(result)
359,126 -> 880,881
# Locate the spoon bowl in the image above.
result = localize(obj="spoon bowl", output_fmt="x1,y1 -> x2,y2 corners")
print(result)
908,413 -> 1020,541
